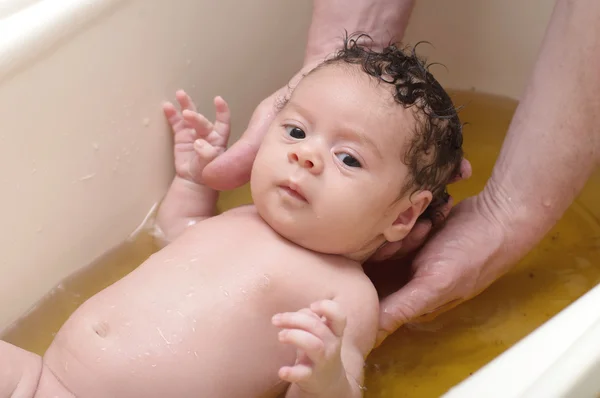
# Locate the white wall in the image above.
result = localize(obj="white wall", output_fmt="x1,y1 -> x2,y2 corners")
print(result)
404,0 -> 554,100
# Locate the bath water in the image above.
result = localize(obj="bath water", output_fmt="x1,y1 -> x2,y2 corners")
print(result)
2,91 -> 600,397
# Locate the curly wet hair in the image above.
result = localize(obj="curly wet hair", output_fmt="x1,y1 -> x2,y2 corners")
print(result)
317,32 -> 464,221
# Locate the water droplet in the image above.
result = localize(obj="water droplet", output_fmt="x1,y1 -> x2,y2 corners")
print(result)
78,173 -> 96,181
260,274 -> 271,289
186,59 -> 191,66
31,168 -> 37,174
92,142 -> 99,150
143,118 -> 150,127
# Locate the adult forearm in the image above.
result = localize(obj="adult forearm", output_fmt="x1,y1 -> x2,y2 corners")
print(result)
305,0 -> 415,63
0,340 -> 42,397
482,0 -> 600,265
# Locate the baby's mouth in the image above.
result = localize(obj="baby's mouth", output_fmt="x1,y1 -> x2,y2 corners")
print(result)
279,182 -> 308,203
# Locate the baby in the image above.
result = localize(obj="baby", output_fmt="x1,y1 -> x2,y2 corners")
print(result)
1,34 -> 463,398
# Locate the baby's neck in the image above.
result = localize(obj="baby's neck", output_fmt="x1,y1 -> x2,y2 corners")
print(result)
342,246 -> 380,264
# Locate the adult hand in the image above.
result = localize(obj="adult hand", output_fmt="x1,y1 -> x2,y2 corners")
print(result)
370,192 -> 518,347
371,0 -> 600,346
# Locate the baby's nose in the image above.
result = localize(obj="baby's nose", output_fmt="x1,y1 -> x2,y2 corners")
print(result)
288,148 -> 323,174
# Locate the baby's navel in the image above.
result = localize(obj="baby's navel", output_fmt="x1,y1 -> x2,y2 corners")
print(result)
92,320 -> 110,338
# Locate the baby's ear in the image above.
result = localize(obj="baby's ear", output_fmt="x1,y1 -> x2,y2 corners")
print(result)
383,190 -> 433,242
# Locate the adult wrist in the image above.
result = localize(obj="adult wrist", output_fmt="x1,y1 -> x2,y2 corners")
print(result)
475,176 -> 546,277
303,0 -> 415,66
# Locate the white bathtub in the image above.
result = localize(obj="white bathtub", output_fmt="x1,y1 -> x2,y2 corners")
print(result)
1,0 -> 598,396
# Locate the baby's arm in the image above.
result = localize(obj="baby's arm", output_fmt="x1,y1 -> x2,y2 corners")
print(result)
0,340 -> 42,397
154,90 -> 231,245
272,295 -> 378,398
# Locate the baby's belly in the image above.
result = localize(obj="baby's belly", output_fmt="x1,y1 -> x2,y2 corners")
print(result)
43,214 -> 302,397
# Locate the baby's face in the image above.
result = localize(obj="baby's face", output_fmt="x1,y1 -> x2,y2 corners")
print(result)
251,65 -> 420,259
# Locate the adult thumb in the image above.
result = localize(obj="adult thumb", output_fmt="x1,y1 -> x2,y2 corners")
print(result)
202,92 -> 280,191
375,277 -> 458,346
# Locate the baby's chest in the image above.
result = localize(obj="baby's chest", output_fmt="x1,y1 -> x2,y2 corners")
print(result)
170,214 -> 342,297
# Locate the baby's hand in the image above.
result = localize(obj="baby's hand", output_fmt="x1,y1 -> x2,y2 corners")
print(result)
272,300 -> 347,395
162,90 -> 231,185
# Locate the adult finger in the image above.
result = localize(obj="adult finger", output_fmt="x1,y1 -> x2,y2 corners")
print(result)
202,92 -> 280,190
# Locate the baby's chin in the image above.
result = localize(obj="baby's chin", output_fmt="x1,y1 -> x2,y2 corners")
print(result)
254,202 -> 368,259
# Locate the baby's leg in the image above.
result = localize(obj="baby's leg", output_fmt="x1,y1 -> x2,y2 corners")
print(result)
35,364 -> 76,398
0,340 -> 74,398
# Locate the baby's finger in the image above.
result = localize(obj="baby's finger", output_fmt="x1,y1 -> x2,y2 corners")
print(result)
176,89 -> 197,112
278,364 -> 313,384
278,329 -> 324,364
193,139 -> 222,161
162,102 -> 184,130
213,96 -> 231,143
298,308 -> 322,320
272,312 -> 331,341
183,110 -> 214,139
310,301 -> 346,337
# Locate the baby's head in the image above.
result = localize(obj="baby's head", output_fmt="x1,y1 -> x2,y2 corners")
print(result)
251,33 -> 463,262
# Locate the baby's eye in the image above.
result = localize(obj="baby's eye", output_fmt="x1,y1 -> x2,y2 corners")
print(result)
285,126 -> 306,139
336,153 -> 361,168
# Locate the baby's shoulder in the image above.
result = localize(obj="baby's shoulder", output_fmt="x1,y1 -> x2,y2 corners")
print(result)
334,269 -> 379,319
220,203 -> 257,216
330,267 -> 379,353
